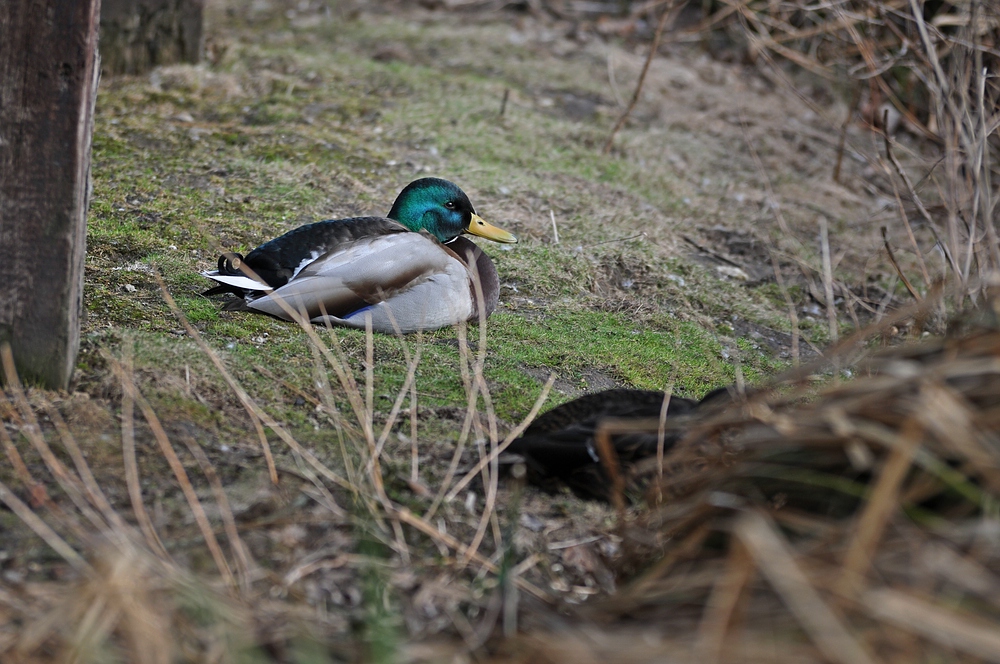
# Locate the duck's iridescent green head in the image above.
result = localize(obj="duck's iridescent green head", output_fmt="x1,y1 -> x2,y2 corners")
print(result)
387,177 -> 517,245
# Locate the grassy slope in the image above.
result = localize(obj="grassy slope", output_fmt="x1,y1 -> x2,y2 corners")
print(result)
81,8 -> 792,454
0,6 -> 852,659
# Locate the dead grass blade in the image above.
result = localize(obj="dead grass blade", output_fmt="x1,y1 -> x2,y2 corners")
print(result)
443,372 -> 555,504
655,385 -> 674,487
364,313 -> 374,440
394,507 -> 551,604
180,433 -> 256,590
0,476 -> 90,572
107,353 -> 237,589
68,546 -> 173,664
366,339 -> 422,478
459,266 -> 503,568
155,271 -> 279,484
117,338 -> 172,561
860,587 -> 1000,663
1,346 -> 102,541
594,418 -> 628,520
425,321 -> 480,519
409,370 -> 419,484
839,418 -> 922,596
881,226 -> 922,303
154,272 -> 352,506
882,124 -> 959,278
0,391 -> 47,505
39,394 -> 129,533
357,313 -> 411,563
819,216 -> 839,344
734,511 -> 877,664
694,537 -> 755,663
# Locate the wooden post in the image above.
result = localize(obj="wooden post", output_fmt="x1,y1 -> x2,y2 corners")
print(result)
101,0 -> 205,75
0,0 -> 102,389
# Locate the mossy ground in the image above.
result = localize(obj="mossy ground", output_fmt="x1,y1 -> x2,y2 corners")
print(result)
82,14 -> 806,433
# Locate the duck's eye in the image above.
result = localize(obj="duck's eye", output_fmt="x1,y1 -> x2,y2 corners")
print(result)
444,201 -> 456,209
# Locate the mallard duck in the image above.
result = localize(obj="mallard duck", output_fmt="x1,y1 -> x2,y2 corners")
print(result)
506,387 -> 732,501
201,178 -> 517,333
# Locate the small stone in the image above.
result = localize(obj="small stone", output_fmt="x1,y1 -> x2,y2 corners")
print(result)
519,513 -> 544,532
716,265 -> 749,281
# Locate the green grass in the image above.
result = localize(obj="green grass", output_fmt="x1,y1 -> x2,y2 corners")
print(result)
79,10 -> 799,453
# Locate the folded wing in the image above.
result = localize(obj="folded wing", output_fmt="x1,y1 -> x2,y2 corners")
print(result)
244,233 -> 474,333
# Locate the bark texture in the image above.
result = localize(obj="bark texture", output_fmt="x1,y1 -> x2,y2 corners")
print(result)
0,0 -> 102,389
101,0 -> 204,74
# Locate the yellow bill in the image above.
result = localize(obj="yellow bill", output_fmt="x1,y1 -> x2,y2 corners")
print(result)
466,213 -> 517,244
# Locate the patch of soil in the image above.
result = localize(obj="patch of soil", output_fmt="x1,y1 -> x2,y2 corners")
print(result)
520,365 -> 622,397
696,225 -> 775,284
728,315 -> 817,361
539,87 -> 611,122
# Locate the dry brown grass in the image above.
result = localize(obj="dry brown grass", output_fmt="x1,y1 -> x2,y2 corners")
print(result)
0,270 -> 558,660
607,0 -> 999,311
550,283 -> 1000,662
3,281 -> 1000,662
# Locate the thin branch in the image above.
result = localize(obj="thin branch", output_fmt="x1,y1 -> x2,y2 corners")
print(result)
882,121 -> 960,277
602,1 -> 674,153
819,217 -> 839,344
881,226 -> 922,302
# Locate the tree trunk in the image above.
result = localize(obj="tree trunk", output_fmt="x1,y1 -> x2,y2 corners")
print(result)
0,0 -> 102,389
101,0 -> 204,75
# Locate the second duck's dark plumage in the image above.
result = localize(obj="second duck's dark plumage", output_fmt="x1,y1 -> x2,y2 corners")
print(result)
507,387 -> 731,500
